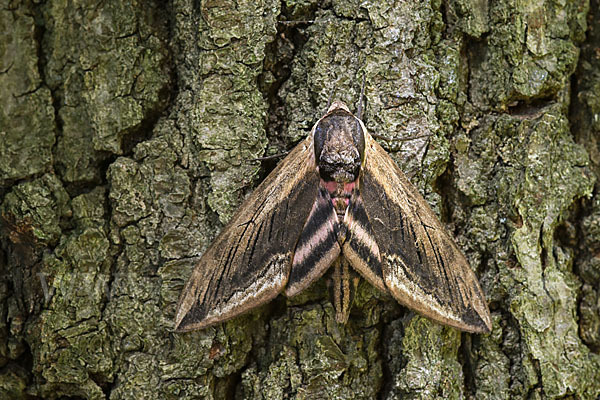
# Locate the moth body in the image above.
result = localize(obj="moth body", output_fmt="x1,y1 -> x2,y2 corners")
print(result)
174,100 -> 492,334
314,102 -> 364,220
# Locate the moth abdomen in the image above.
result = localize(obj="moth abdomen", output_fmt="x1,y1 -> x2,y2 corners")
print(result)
330,257 -> 359,324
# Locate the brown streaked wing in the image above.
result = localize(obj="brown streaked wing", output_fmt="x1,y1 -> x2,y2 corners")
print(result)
174,137 -> 319,332
360,133 -> 492,333
342,192 -> 387,293
342,191 -> 388,292
286,186 -> 340,297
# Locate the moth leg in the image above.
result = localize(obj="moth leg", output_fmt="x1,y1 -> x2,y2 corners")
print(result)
330,257 -> 359,324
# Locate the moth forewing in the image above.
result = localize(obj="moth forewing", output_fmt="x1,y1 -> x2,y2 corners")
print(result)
174,136 -> 320,332
357,131 -> 492,333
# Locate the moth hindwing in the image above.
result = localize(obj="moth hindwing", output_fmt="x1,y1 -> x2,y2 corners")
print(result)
174,100 -> 492,333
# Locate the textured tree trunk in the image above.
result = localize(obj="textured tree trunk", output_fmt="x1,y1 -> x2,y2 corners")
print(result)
1,0 -> 599,398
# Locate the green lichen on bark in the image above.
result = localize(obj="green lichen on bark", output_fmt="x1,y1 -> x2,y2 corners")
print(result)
176,0 -> 279,224
1,174 -> 70,246
454,106 -> 599,397
0,4 -> 55,184
103,0 -> 281,398
31,188 -> 113,399
42,0 -> 171,182
385,317 -> 465,399
239,302 -> 383,399
571,0 -> 600,356
468,0 -> 588,107
2,0 -> 600,398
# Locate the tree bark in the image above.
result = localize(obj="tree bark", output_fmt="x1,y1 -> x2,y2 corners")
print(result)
1,0 -> 599,398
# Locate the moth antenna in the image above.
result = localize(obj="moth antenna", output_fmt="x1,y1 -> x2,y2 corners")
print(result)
326,86 -> 336,113
248,151 -> 290,162
370,133 -> 433,172
356,74 -> 366,121
370,133 -> 433,142
278,19 -> 314,26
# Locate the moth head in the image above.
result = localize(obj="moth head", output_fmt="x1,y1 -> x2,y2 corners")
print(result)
327,100 -> 350,114
313,102 -> 365,183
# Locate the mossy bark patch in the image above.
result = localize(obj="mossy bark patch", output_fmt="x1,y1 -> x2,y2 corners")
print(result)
43,0 -> 171,182
0,6 -> 55,184
454,106 -> 599,397
1,0 -> 600,398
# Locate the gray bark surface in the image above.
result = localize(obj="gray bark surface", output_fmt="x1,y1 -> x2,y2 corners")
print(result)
0,0 -> 599,398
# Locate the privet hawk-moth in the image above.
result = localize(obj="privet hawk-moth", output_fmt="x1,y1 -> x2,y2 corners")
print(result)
174,100 -> 492,334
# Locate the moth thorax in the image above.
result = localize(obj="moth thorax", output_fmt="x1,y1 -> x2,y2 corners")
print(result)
313,108 -> 365,183
319,145 -> 361,183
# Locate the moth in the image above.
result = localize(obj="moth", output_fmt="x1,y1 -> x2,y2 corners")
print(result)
174,100 -> 492,333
